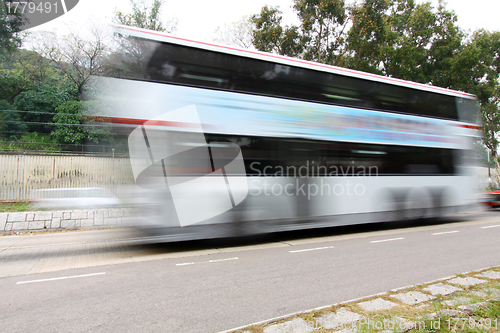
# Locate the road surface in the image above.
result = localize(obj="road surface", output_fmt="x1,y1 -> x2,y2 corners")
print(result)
1,209 -> 499,332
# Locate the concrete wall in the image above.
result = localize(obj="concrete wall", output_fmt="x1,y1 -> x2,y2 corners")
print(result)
0,208 -> 133,233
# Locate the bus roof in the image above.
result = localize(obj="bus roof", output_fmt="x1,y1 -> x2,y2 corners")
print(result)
113,24 -> 476,100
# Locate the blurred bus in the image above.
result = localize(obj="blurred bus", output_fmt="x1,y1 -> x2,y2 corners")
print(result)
88,25 -> 482,240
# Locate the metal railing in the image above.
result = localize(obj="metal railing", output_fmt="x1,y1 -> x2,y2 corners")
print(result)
0,141 -> 129,157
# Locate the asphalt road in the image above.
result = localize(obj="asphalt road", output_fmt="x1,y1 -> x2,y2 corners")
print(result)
1,209 -> 500,332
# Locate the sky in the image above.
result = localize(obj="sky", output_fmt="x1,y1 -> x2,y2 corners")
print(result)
28,0 -> 500,43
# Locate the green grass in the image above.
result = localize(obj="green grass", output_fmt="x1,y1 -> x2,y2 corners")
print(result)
0,202 -> 31,213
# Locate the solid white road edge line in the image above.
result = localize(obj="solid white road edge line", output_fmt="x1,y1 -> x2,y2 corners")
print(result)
17,272 -> 105,285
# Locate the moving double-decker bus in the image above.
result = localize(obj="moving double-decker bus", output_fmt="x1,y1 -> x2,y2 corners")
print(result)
90,25 -> 482,239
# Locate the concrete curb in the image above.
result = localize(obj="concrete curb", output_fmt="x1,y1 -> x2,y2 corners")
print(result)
0,208 -> 133,233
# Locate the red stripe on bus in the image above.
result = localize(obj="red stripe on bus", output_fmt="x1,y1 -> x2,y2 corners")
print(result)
458,124 -> 482,130
86,116 -> 198,128
115,25 -> 476,98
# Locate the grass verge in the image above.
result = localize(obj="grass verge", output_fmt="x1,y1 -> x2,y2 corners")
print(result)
234,267 -> 500,333
0,202 -> 31,213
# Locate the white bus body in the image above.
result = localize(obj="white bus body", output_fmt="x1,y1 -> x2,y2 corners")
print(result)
88,25 -> 482,239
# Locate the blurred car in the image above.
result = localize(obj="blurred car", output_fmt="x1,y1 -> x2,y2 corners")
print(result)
31,187 -> 121,210
482,188 -> 500,209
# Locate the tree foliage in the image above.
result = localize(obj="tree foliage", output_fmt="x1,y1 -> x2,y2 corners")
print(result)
251,6 -> 304,57
0,1 -> 25,55
294,0 -> 348,63
33,28 -> 112,96
51,101 -> 115,145
114,0 -> 177,33
0,99 -> 26,140
13,83 -> 77,134
214,16 -> 254,49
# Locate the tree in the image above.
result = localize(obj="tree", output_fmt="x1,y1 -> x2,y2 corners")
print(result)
293,0 -> 348,64
13,83 -> 77,134
0,48 -> 59,105
481,92 -> 500,184
51,101 -> 114,145
0,99 -> 26,140
0,64 -> 34,104
114,0 -> 177,33
33,26 -> 112,96
0,0 -> 25,55
251,6 -> 304,57
345,0 -> 391,73
449,30 -> 500,99
214,16 -> 254,49
382,0 -> 441,82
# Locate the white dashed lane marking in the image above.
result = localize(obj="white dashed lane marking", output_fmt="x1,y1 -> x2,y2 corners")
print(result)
431,231 -> 459,236
17,272 -> 105,285
176,257 -> 239,266
481,225 -> 500,229
369,237 -> 405,243
289,246 -> 335,253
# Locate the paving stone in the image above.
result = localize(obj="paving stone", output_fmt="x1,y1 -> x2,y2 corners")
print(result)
443,296 -> 472,306
109,209 -> 123,218
104,217 -> 117,225
357,298 -> 397,312
28,221 -> 45,230
440,309 -> 461,317
486,288 -> 500,296
391,291 -> 435,305
80,219 -> 94,227
423,283 -> 463,296
34,211 -> 52,221
51,218 -> 61,229
63,212 -> 71,220
7,212 -> 26,222
477,271 -> 500,280
427,309 -> 461,319
71,211 -> 88,220
60,220 -> 76,229
26,213 -> 35,221
316,308 -> 363,330
447,277 -> 487,286
10,221 -> 29,230
471,291 -> 488,298
458,302 -> 489,314
94,213 -> 104,225
0,214 -> 7,231
263,318 -> 314,333
52,211 -> 63,218
480,288 -> 500,301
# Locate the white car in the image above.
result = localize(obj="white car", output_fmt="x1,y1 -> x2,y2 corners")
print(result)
31,188 -> 121,210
